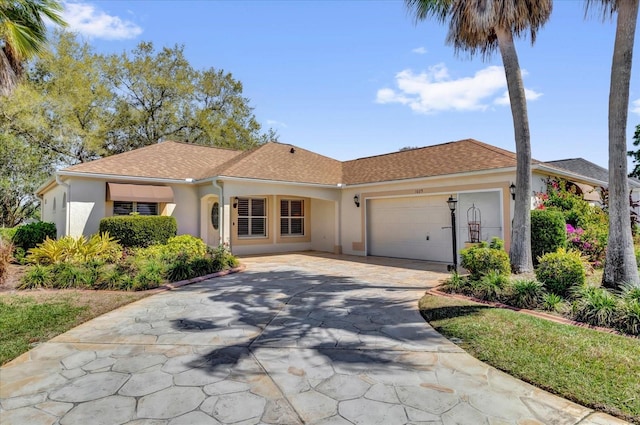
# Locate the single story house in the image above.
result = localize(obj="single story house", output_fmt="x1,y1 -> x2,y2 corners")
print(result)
36,139 -> 610,262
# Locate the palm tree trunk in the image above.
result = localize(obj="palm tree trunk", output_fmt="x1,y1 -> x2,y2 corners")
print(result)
0,49 -> 19,96
495,27 -> 533,274
603,0 -> 639,288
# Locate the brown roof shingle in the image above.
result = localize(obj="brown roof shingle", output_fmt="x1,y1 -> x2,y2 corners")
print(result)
342,139 -> 520,185
214,142 -> 343,185
63,142 -> 243,180
60,138 -> 527,186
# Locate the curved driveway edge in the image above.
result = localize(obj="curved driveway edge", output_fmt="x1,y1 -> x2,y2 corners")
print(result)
0,253 -> 629,424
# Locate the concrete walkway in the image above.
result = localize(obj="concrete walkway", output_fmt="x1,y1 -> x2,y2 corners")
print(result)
0,253 -> 627,425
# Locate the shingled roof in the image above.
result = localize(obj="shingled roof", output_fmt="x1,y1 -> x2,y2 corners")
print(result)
545,158 -> 640,189
63,142 -> 243,181
59,138 -> 538,186
342,139 -> 521,185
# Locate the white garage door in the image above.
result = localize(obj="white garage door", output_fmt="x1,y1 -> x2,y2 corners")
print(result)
367,195 -> 453,262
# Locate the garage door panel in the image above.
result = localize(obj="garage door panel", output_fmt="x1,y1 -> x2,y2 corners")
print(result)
367,196 -> 452,262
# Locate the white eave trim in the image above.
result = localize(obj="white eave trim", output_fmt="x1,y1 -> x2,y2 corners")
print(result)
202,175 -> 340,189
533,164 -> 608,188
56,170 -> 195,185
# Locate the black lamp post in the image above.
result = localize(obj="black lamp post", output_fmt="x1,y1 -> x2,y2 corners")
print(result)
447,196 -> 458,272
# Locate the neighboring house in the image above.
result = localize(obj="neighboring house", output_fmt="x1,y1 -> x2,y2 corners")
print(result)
36,139 -> 610,263
545,158 -> 640,211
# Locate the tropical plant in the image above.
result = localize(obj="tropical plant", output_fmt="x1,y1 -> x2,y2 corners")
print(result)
541,292 -> 564,313
571,285 -> 620,328
440,271 -> 472,294
535,248 -> 586,296
473,270 -> 509,301
0,0 -> 66,95
507,278 -> 546,309
18,263 -> 50,288
586,0 -> 640,288
619,298 -> 640,335
27,233 -> 122,265
406,0 -> 552,273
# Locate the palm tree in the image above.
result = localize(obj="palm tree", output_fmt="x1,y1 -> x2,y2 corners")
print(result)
0,0 -> 66,96
588,0 -> 640,287
406,0 -> 552,273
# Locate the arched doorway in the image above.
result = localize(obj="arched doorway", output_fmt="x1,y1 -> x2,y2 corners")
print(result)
200,195 -> 220,246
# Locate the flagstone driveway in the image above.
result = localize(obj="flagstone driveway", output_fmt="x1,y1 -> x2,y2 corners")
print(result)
0,253 -> 627,424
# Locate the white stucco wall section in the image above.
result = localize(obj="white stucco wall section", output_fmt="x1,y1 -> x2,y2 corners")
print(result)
41,184 -> 68,238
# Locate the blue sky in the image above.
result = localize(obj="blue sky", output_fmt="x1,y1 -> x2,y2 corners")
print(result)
58,1 -> 640,168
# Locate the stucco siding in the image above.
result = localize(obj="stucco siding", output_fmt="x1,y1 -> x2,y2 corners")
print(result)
310,199 -> 335,253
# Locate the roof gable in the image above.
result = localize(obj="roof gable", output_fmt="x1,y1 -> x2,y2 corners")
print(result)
214,142 -> 343,185
545,158 -> 640,188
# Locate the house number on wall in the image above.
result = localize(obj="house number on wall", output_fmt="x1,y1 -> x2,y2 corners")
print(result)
415,189 -> 424,194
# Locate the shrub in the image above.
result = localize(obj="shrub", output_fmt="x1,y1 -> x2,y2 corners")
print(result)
18,265 -> 52,289
472,270 -> 509,301
460,239 -> 511,280
165,235 -> 207,260
507,278 -> 546,309
541,293 -> 565,313
51,263 -> 85,289
619,299 -> 640,335
535,248 -> 586,297
165,253 -> 194,282
211,244 -> 239,270
619,281 -> 640,303
0,227 -> 17,242
0,239 -> 13,284
12,222 -> 56,251
27,233 -> 122,265
190,257 -> 217,276
132,260 -> 164,290
99,216 -> 177,248
572,286 -> 620,328
531,209 -> 566,264
440,271 -> 472,294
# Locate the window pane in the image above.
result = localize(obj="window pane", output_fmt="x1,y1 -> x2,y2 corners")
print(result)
280,200 -> 289,217
136,202 -> 158,215
290,200 -> 303,217
291,218 -> 303,235
237,198 -> 249,217
280,218 -> 289,235
114,201 -> 133,216
251,217 -> 266,236
238,217 -> 249,236
251,199 -> 265,216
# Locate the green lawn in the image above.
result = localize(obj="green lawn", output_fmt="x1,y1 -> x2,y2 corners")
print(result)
419,294 -> 640,424
0,291 -> 148,365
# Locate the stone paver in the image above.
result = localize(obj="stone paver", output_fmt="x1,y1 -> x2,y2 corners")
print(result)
0,252 -> 630,424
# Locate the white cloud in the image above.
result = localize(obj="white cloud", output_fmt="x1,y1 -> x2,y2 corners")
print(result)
62,2 -> 142,40
266,119 -> 287,128
376,64 -> 541,114
494,88 -> 543,106
632,99 -> 640,115
412,47 -> 427,55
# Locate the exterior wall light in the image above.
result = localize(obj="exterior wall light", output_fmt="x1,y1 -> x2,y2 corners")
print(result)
509,183 -> 516,200
353,194 -> 360,208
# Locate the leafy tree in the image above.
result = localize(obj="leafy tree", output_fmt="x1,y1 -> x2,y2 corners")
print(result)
0,133 -> 52,226
0,0 -> 65,95
406,0 -> 552,273
588,0 -> 640,287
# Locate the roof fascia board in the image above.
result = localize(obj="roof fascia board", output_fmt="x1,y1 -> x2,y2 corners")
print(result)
35,177 -> 57,196
56,170 -> 194,185
534,164 -> 608,187
203,175 -> 341,189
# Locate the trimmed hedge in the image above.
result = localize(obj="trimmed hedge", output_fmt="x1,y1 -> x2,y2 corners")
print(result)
12,222 -> 56,251
460,238 -> 511,280
99,216 -> 177,248
535,248 -> 585,297
531,209 -> 566,264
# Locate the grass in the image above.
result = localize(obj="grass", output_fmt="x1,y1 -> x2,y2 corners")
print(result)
0,291 -> 149,365
419,294 -> 640,424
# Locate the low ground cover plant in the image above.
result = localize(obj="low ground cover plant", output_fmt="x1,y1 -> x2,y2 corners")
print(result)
19,233 -> 238,291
